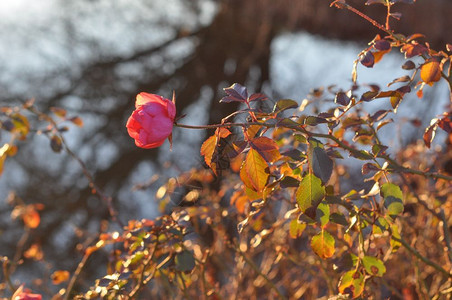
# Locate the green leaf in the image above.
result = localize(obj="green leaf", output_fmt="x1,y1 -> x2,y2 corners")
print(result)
289,219 -> 306,239
311,230 -> 335,259
296,174 -> 325,212
273,99 -> 298,113
362,256 -> 386,277
338,270 -> 365,298
380,183 -> 404,219
175,250 -> 196,272
329,212 -> 348,226
390,224 -> 401,252
316,202 -> 330,227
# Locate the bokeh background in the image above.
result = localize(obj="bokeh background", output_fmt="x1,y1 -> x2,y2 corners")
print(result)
0,0 -> 451,293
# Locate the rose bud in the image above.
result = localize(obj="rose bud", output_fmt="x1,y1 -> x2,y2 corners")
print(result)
126,93 -> 176,149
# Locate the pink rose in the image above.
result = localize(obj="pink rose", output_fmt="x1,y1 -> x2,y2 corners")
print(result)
12,286 -> 42,300
126,93 -> 176,149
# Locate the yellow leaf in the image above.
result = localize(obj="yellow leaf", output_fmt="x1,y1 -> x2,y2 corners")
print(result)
241,148 -> 268,192
311,230 -> 335,259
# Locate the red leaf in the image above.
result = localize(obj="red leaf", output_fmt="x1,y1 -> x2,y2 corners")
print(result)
250,136 -> 280,163
401,42 -> 428,58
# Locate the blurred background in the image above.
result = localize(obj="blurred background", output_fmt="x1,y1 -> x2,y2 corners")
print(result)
0,0 -> 451,294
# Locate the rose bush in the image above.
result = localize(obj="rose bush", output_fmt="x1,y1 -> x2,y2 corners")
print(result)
126,92 -> 176,148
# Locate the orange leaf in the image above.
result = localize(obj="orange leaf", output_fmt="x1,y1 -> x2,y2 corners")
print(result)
230,190 -> 249,214
420,60 -> 442,86
50,107 -> 67,118
24,244 -> 44,261
22,206 -> 40,229
200,128 -> 231,175
200,135 -> 216,170
216,127 -> 231,138
51,270 -> 70,285
241,148 -> 268,192
69,116 -> 84,127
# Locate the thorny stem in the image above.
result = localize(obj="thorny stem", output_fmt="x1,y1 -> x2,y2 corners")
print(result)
330,0 -> 393,36
175,121 -> 452,182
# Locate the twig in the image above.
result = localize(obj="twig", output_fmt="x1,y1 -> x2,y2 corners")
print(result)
391,236 -> 452,278
128,242 -> 158,299
26,106 -> 123,227
64,252 -> 90,300
1,257 -> 16,292
231,245 -> 287,300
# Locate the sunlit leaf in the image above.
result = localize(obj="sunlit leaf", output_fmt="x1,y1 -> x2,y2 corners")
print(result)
296,174 -> 325,213
289,219 -> 306,239
311,230 -> 335,259
401,42 -> 428,58
250,137 -> 280,163
69,116 -> 84,127
338,270 -> 365,298
200,128 -> 232,174
11,113 -> 30,139
381,184 -> 404,219
362,256 -> 386,277
200,135 -> 216,170
438,113 -> 452,133
316,202 -> 330,227
22,206 -> 40,229
51,270 -> 70,285
273,99 -> 298,113
390,223 -> 401,252
241,148 -> 268,192
50,107 -> 67,118
24,244 -> 44,261
420,60 -> 442,86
